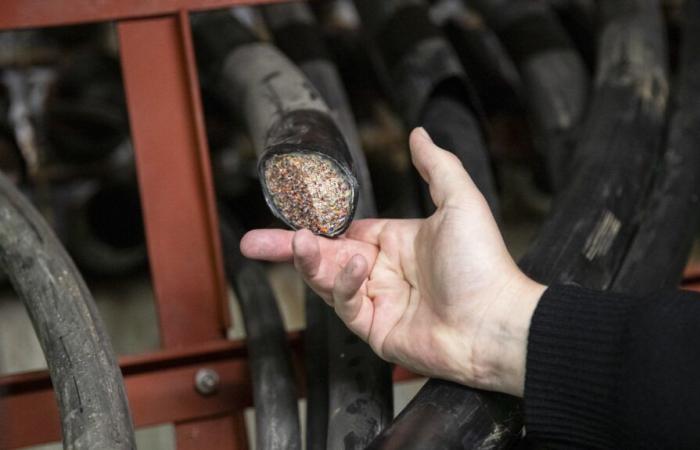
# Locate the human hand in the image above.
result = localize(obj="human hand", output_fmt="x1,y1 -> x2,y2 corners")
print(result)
240,128 -> 545,396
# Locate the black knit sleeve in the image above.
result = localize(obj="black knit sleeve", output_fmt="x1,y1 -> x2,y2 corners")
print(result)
525,284 -> 700,449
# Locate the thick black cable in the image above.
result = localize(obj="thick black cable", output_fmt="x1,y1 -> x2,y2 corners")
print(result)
469,0 -> 589,191
218,209 -> 302,450
611,0 -> 700,293
0,171 -> 134,449
352,0 -> 499,215
263,4 -> 392,448
193,12 -> 360,238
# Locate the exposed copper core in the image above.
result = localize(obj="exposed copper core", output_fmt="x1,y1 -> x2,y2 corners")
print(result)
263,152 -> 353,236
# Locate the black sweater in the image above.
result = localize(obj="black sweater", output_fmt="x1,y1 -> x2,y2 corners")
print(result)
525,285 -> 700,449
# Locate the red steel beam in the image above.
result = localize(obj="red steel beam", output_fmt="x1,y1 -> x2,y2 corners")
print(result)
117,13 -> 229,347
0,0 -> 289,30
117,11 -> 244,448
0,339 -> 259,449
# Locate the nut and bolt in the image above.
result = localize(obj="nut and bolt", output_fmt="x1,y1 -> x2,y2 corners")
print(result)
194,368 -> 220,396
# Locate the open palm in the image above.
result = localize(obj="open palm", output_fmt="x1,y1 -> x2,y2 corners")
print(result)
241,128 -> 541,394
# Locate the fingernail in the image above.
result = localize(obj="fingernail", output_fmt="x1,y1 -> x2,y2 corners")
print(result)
416,127 -> 432,142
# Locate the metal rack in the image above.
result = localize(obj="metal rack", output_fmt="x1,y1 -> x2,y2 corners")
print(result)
0,1 -> 284,448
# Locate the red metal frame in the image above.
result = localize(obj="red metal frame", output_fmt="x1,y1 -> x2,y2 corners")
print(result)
117,11 -> 230,348
0,0 -> 286,30
0,1 -> 285,448
0,1 -> 421,448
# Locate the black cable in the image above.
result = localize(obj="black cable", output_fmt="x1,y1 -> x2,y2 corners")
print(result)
263,4 -> 392,448
470,0 -> 589,191
0,171 -> 134,449
218,209 -> 302,450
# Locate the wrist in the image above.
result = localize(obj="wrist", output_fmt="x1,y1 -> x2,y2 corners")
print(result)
468,275 -> 546,396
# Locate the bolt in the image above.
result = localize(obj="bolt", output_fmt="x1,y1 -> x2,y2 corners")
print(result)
194,368 -> 220,396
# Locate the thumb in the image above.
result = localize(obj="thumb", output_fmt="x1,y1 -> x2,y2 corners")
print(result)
409,127 -> 480,209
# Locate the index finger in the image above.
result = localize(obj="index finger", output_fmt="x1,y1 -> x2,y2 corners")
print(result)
240,229 -> 294,262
